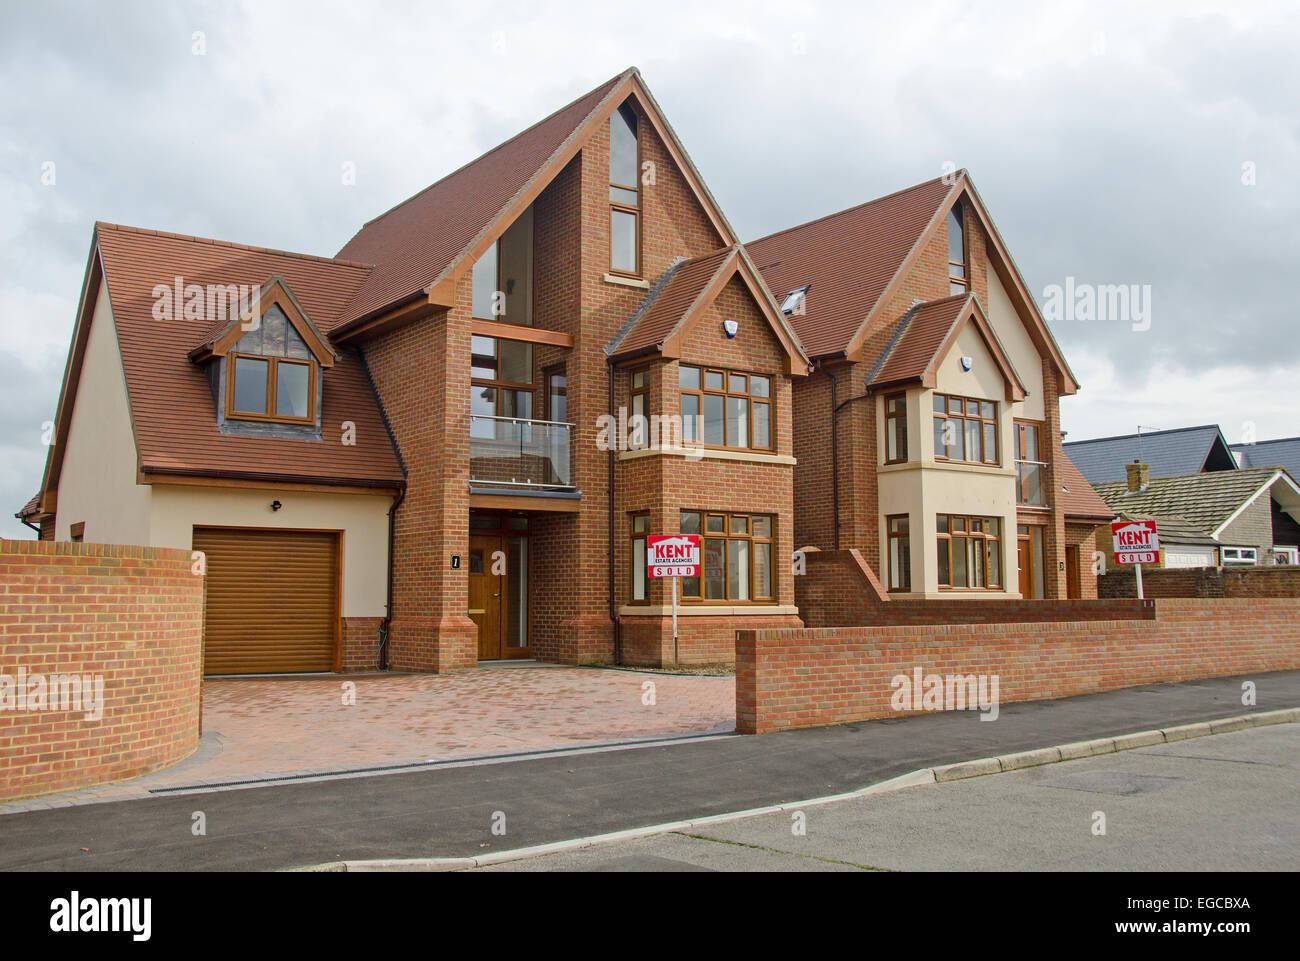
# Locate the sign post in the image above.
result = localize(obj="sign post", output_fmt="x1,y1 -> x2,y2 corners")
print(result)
647,534 -> 701,665
1111,519 -> 1159,599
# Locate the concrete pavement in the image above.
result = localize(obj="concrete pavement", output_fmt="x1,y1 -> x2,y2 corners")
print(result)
478,723 -> 1300,871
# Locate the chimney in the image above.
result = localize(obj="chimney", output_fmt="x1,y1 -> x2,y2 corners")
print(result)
1126,461 -> 1149,493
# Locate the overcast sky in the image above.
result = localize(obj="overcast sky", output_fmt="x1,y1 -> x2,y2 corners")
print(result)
2,0 -> 1297,537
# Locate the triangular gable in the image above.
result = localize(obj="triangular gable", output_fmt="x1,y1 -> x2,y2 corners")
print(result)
867,293 -> 1026,402
608,245 -> 808,375
189,276 -> 336,367
333,68 -> 739,340
846,171 -> 1078,394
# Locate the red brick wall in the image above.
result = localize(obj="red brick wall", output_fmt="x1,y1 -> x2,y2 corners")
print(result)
1100,565 -> 1300,599
0,540 -> 204,801
795,548 -> 1148,628
737,598 -> 1300,733
340,616 -> 384,672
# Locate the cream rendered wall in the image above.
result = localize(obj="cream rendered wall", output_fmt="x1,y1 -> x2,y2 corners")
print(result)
876,324 -> 1020,597
149,486 -> 393,617
985,266 -> 1045,423
55,283 -> 153,544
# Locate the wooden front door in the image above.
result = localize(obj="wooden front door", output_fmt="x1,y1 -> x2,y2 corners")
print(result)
1066,545 -> 1082,599
469,534 -> 503,660
1017,528 -> 1033,598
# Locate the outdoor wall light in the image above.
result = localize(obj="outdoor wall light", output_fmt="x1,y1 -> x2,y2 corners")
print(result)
270,500 -> 282,512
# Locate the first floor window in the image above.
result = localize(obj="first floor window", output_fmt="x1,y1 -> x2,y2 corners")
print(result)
887,515 -> 911,591
679,511 -> 774,602
933,393 -> 998,464
679,365 -> 772,451
937,514 -> 1002,589
884,392 -> 907,463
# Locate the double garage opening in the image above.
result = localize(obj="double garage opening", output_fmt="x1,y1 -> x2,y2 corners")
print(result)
194,527 -> 341,675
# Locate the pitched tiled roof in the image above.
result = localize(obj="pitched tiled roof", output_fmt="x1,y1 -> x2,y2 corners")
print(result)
94,223 -> 403,488
1231,437 -> 1300,479
15,493 -> 42,520
1064,425 -> 1235,485
1092,466 -> 1289,538
607,247 -> 734,357
746,175 -> 954,359
866,294 -> 968,388
336,70 -> 629,325
1060,453 -> 1114,520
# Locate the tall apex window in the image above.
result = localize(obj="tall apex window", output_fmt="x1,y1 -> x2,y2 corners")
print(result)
609,103 -> 640,275
948,204 -> 968,296
471,206 -> 534,326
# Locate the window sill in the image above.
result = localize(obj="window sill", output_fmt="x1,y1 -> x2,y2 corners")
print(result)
879,460 -> 1015,477
619,604 -> 798,617
617,446 -> 795,466
603,273 -> 650,289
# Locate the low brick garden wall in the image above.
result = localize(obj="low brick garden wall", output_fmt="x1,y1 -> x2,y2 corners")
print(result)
736,598 -> 1300,734
0,540 -> 205,801
1100,565 -> 1300,599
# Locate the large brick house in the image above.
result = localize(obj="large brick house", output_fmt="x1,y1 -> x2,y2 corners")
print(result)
17,67 -> 1109,674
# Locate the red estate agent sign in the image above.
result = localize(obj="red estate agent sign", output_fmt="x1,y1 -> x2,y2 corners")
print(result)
647,535 -> 701,578
1112,519 -> 1160,565
1112,519 -> 1159,600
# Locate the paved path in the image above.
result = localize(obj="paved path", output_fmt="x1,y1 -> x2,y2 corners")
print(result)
0,670 -> 1294,871
0,666 -> 734,809
482,724 -> 1300,871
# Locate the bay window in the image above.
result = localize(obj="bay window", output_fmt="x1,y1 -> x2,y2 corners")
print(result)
933,393 -> 998,465
937,514 -> 1003,590
679,511 -> 774,603
679,365 -> 772,451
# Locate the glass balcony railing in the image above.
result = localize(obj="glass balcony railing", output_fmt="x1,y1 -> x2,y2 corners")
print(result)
469,415 -> 574,489
1016,460 -> 1047,507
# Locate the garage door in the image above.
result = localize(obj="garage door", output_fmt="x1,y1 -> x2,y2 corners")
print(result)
194,527 -> 339,675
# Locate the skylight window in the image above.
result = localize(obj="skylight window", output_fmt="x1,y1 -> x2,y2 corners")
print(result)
781,285 -> 810,315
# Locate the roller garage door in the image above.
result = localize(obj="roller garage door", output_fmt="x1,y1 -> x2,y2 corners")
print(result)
194,527 -> 339,674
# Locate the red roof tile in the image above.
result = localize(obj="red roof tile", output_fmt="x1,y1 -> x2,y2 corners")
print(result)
94,223 -> 403,488
609,247 -> 735,356
868,294 -> 969,388
746,175 -> 954,359
336,71 -> 629,325
1061,453 -> 1114,520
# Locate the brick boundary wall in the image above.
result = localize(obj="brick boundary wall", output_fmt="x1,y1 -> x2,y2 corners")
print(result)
1100,565 -> 1300,599
796,549 -> 1152,627
736,598 -> 1300,734
0,540 -> 205,802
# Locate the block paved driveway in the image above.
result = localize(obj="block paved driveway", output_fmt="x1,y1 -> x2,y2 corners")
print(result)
5,665 -> 734,810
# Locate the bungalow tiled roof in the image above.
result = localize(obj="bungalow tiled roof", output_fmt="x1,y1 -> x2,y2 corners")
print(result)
1064,425 -> 1237,485
1231,436 -> 1300,479
91,223 -> 403,488
1092,466 -> 1298,539
335,70 -> 629,327
747,176 -> 954,360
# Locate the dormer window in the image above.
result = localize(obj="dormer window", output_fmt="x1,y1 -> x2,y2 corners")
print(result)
229,351 -> 315,423
781,285 -> 810,315
188,275 -> 336,430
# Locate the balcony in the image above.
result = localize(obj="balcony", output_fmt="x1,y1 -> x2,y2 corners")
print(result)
469,415 -> 575,490
1016,459 -> 1047,507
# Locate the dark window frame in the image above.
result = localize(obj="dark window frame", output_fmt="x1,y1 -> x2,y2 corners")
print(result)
678,364 -> 774,453
936,513 -> 1003,590
884,392 -> 908,464
932,392 -> 999,465
608,102 -> 641,277
678,510 -> 775,604
886,514 -> 911,592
